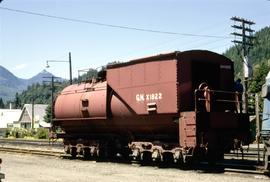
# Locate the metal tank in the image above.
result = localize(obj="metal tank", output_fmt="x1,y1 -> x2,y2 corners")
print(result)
54,50 -> 235,139
53,50 -> 250,161
54,55 -> 180,141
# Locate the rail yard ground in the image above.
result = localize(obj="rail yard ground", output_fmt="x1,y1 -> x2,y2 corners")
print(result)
0,152 -> 269,182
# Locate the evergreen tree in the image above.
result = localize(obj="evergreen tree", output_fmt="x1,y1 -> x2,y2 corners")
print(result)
0,98 -> 4,108
44,104 -> 52,124
249,62 -> 270,94
14,92 -> 21,109
224,26 -> 270,77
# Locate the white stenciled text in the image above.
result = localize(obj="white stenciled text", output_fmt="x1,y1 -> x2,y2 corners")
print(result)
136,92 -> 162,102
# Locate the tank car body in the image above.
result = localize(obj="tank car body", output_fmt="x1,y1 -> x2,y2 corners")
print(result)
53,50 -> 250,162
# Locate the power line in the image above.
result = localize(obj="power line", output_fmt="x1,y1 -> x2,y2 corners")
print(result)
208,43 -> 232,51
0,6 -> 231,39
192,38 -> 229,49
123,22 -> 232,58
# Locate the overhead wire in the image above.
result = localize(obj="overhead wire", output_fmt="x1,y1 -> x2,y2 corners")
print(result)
121,21 -> 234,59
0,6 -> 237,64
191,38 -> 229,50
208,42 -> 233,52
0,6 -> 231,39
127,21 -> 233,56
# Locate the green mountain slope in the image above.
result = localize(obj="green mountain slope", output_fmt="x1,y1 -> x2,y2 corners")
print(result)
224,26 -> 270,77
0,66 -> 58,102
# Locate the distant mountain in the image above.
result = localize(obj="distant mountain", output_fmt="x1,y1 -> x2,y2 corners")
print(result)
27,69 -> 55,85
0,66 -> 26,102
0,66 -> 61,102
0,66 -> 25,88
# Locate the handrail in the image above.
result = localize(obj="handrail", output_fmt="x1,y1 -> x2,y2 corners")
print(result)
194,89 -> 242,113
261,130 -> 270,137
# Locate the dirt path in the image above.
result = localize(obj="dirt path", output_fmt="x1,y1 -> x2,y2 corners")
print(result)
0,152 -> 269,182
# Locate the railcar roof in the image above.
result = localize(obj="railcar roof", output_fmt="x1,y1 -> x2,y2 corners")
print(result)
106,50 -> 231,69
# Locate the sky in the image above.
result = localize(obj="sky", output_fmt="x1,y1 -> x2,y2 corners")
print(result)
0,0 -> 269,79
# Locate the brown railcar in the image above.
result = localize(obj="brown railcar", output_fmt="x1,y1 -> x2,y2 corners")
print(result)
53,50 -> 250,162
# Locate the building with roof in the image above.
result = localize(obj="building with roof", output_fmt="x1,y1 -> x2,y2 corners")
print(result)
13,104 -> 50,129
0,109 -> 22,129
0,109 -> 22,136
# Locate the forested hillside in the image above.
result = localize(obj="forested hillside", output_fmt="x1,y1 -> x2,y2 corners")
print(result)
224,26 -> 270,93
0,67 -> 57,102
224,26 -> 270,77
11,68 -> 99,109
15,83 -> 65,107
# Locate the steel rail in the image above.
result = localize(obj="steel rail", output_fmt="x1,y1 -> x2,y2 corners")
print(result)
0,146 -> 63,157
0,139 -> 268,176
0,146 -> 268,176
0,138 -> 63,148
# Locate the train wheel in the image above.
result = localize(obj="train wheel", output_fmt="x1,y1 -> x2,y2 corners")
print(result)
120,147 -> 131,160
97,148 -> 106,159
190,147 -> 202,166
83,147 -> 91,159
206,147 -> 217,165
140,151 -> 152,163
162,152 -> 174,164
64,145 -> 71,154
71,147 -> 77,158
176,154 -> 184,166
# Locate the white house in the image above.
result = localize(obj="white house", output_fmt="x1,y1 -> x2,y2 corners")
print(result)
0,109 -> 22,136
13,104 -> 50,129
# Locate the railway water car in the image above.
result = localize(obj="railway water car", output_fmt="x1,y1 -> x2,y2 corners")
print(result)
53,50 -> 250,163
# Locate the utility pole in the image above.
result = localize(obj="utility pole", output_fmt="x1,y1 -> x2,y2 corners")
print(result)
50,76 -> 55,125
231,16 -> 255,113
43,76 -> 60,126
69,52 -> 73,85
31,98 -> 35,129
255,94 -> 260,163
46,52 -> 73,85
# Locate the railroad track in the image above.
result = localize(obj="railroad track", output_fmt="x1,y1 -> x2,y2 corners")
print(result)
0,146 -> 63,157
0,138 -> 63,148
0,138 -> 269,176
0,138 -> 64,157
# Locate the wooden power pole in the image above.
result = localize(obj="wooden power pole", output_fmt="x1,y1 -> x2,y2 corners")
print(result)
231,16 -> 255,113
43,76 -> 60,126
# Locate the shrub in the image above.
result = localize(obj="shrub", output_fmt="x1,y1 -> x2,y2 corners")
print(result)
7,127 -> 49,139
35,128 -> 49,139
8,128 -> 28,138
5,128 -> 11,138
